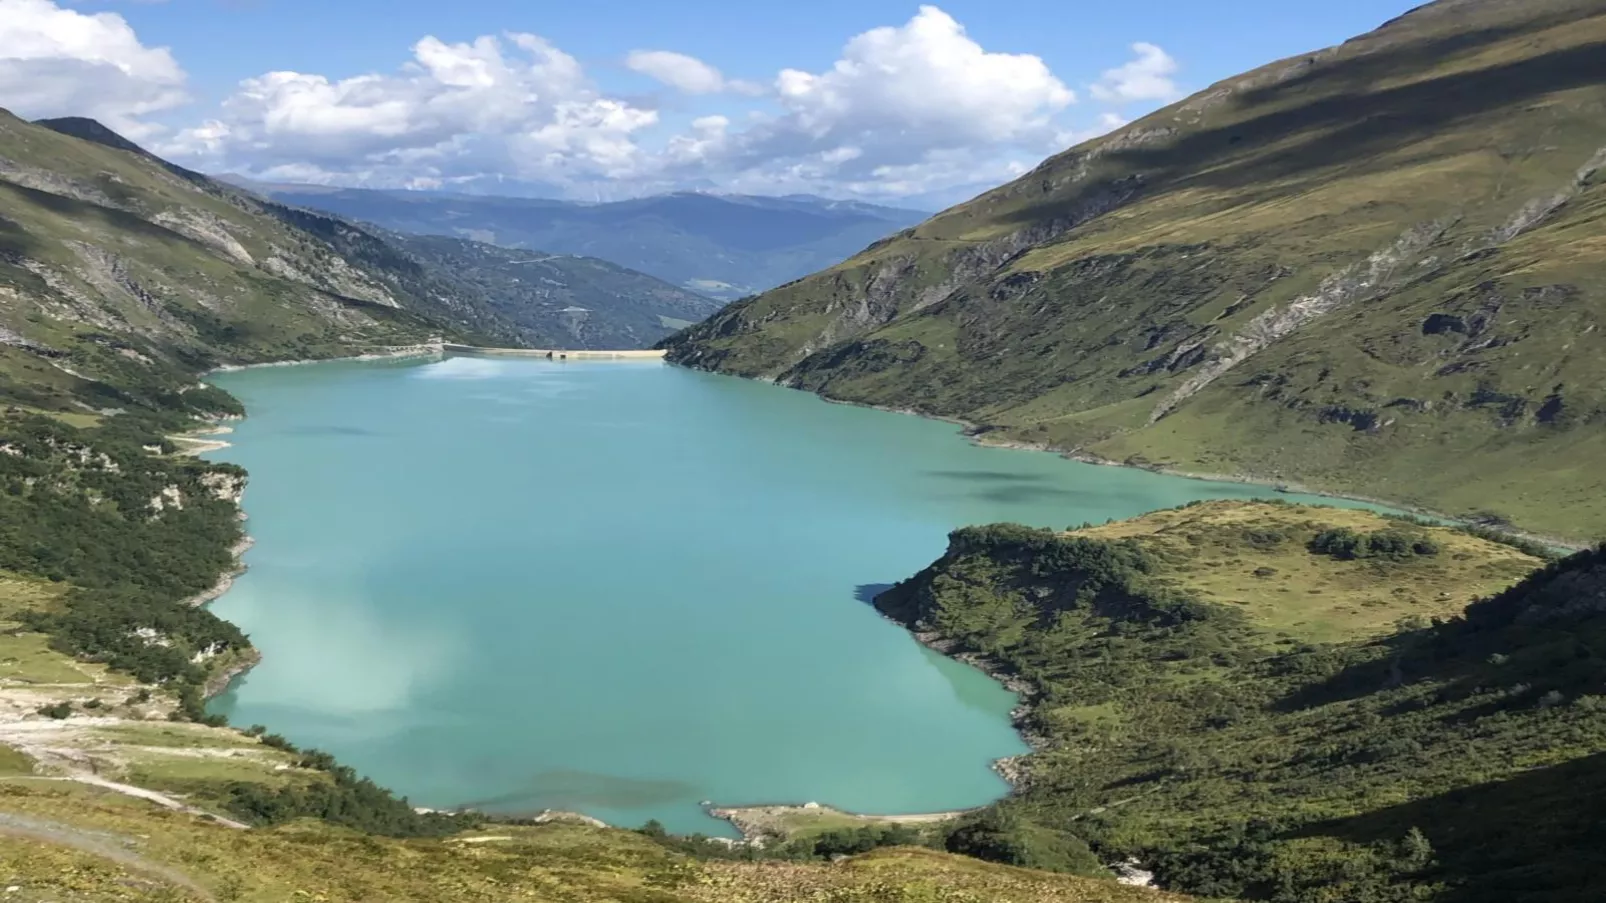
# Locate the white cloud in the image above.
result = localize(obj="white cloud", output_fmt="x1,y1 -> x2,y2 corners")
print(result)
159,31 -> 659,186
163,5 -> 1081,198
0,0 -> 186,138
625,50 -> 725,94
1091,42 -> 1181,103
9,0 -> 1173,201
649,5 -> 1077,198
768,6 -> 1072,150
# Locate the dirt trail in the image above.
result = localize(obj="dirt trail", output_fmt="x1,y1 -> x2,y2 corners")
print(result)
0,811 -> 215,900
66,775 -> 251,829
0,717 -> 252,829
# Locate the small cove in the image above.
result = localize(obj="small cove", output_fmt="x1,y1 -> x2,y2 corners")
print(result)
204,355 -> 1379,834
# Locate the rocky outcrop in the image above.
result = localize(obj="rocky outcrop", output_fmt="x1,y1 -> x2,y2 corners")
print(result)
1150,220 -> 1449,421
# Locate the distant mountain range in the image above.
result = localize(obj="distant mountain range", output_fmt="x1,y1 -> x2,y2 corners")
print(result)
384,233 -> 721,349
217,177 -> 930,301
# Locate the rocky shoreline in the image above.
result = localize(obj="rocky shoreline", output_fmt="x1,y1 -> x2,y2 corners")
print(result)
183,536 -> 255,610
905,626 -> 1047,789
798,385 -> 1586,552
192,532 -> 260,701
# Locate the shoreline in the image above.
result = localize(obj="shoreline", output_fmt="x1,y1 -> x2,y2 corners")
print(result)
206,344 -> 444,374
802,386 -> 1588,553
151,352 -> 1565,840
906,627 -> 1046,788
704,802 -> 979,847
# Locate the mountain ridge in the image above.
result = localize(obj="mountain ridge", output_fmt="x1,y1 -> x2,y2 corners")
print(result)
661,0 -> 1606,541
225,178 -> 930,300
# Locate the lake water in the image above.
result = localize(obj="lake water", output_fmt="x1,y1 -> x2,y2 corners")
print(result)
205,355 -> 1368,834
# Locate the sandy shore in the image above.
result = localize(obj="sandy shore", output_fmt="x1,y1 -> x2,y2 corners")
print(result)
207,344 -> 444,374
705,802 -> 977,846
172,424 -> 236,456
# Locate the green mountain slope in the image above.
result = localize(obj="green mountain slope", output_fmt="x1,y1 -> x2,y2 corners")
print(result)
874,500 -> 1605,902
0,109 -> 525,418
227,181 -> 930,300
388,233 -> 723,349
662,0 -> 1606,541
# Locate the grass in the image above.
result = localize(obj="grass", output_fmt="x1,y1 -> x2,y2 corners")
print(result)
661,0 -> 1606,542
871,499 -> 1606,901
85,725 -> 267,752
1073,501 -> 1542,644
0,574 -> 136,689
0,782 -> 1188,903
0,746 -> 33,776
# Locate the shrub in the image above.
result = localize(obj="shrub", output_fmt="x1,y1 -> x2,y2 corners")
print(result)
1310,528 -> 1442,562
1311,528 -> 1367,559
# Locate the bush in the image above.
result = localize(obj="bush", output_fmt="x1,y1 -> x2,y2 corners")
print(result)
943,808 -> 1104,875
1310,527 -> 1441,562
1311,528 -> 1367,559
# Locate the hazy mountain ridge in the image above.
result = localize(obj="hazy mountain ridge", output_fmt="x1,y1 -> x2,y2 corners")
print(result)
225,178 -> 930,300
387,233 -> 723,348
662,0 -> 1606,540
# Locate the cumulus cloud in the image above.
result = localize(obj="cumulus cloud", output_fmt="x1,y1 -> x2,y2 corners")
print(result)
154,5 -> 1083,198
624,50 -> 756,95
772,7 -> 1072,150
1091,42 -> 1181,103
7,0 -> 1173,200
648,5 -> 1076,197
0,0 -> 187,138
159,31 -> 658,187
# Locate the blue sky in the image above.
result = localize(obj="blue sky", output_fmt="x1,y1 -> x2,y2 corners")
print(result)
5,0 -> 1429,205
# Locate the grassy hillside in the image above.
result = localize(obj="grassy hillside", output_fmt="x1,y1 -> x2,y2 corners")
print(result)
1,110 -> 534,419
662,0 -> 1606,541
874,500 -> 1606,902
0,783 -> 1194,903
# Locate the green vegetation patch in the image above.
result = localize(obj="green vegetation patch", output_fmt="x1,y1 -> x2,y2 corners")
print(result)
873,500 -> 1606,902
0,781 -> 1186,903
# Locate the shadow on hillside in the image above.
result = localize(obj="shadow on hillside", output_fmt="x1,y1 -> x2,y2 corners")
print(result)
992,11 -> 1606,229
2,179 -> 214,252
1294,751 -> 1606,903
854,583 -> 897,606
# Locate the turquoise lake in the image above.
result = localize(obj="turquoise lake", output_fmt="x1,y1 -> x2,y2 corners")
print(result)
205,355 -> 1372,834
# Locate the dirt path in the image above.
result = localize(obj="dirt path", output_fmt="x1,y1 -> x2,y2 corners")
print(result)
0,717 -> 253,829
66,775 -> 251,829
0,811 -> 215,900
